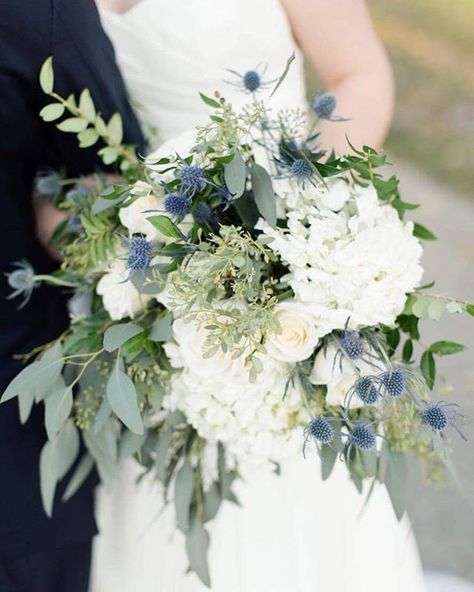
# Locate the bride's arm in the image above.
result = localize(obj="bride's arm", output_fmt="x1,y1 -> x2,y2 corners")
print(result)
95,0 -> 141,14
281,0 -> 394,152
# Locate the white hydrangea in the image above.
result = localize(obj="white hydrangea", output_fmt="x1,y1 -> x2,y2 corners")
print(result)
258,184 -> 423,334
163,317 -> 307,472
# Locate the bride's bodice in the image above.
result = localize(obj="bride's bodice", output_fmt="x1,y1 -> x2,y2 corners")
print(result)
99,0 -> 308,146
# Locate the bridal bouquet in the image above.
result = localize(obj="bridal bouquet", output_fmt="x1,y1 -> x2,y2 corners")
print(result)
2,57 -> 471,586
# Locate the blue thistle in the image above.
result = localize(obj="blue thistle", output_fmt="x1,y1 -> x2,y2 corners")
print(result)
340,332 -> 365,360
290,158 -> 312,180
311,93 -> 349,122
179,165 -> 206,194
224,65 -> 277,94
35,170 -> 62,201
381,369 -> 405,398
194,202 -> 213,223
421,403 -> 449,432
6,261 -> 39,308
164,193 -> 191,220
126,236 -> 153,275
66,185 -> 89,205
420,401 -> 467,446
354,377 -> 379,406
243,70 -> 261,92
312,93 -> 337,119
349,424 -> 376,451
306,416 -> 335,445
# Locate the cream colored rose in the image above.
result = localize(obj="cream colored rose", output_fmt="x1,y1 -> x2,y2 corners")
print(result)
119,183 -> 163,241
310,343 -> 375,408
265,301 -> 320,363
168,317 -> 246,381
96,257 -> 153,320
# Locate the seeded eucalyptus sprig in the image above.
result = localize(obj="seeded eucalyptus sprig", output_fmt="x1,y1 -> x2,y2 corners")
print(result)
39,57 -> 139,172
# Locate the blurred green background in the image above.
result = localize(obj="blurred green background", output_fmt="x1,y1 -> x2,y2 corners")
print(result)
369,0 -> 473,196
307,0 -> 474,197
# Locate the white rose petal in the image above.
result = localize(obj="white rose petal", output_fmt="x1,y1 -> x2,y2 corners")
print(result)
96,257 -> 154,321
265,301 -> 320,363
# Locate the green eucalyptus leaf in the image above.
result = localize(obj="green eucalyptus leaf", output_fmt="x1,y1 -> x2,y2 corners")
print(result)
94,397 -> 112,434
203,483 -> 222,522
185,516 -> 211,587
39,420 -> 79,516
39,56 -> 54,94
1,353 -> 63,404
57,420 -> 80,480
103,322 -> 144,352
39,439 -> 59,516
83,420 -> 119,487
57,117 -> 88,133
107,113 -> 123,144
45,379 -> 73,439
420,350 -> 436,389
155,426 -> 173,482
62,454 -> 95,502
106,367 -> 144,435
250,163 -> 276,228
39,103 -> 65,122
320,444 -> 338,480
79,88 -> 96,121
149,315 -> 174,342
174,461 -> 194,532
224,151 -> 246,198
383,451 -> 407,521
429,340 -> 466,356
18,390 -> 35,424
118,429 -> 147,461
233,191 -> 260,230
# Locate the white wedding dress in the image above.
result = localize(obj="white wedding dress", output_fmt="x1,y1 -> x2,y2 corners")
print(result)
91,2 -> 426,591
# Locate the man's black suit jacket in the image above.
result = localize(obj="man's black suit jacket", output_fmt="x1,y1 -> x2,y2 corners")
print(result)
0,0 -> 144,558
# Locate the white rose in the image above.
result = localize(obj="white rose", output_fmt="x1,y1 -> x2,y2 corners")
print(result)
265,301 -> 320,362
170,317 -> 245,380
310,343 -> 376,408
119,183 -> 163,241
96,257 -> 154,320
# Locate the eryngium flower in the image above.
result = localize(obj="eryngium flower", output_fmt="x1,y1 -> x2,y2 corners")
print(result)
126,236 -> 153,274
164,193 -> 191,219
348,424 -> 376,450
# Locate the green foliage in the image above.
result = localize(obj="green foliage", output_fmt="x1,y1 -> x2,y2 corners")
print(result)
38,57 -> 139,172
250,163 -> 277,227
106,365 -> 144,435
103,322 -> 144,352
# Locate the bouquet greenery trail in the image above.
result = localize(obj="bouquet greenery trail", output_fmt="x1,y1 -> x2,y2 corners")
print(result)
2,56 -> 472,586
